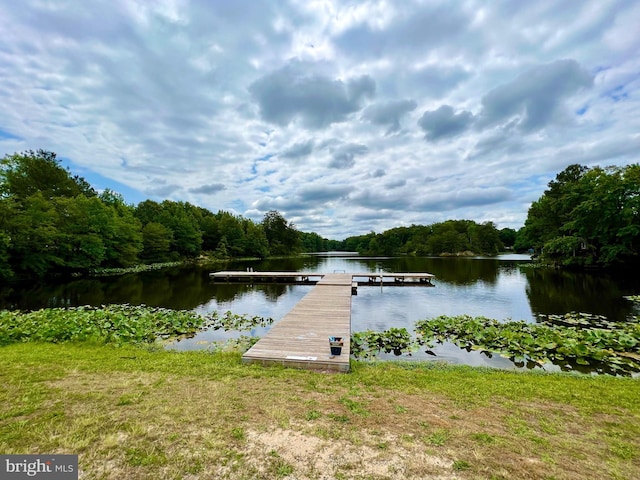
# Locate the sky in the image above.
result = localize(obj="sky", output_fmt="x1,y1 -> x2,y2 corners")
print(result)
1,1 -> 639,240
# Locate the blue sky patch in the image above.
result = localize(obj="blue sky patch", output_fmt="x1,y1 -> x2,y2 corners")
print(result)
0,130 -> 22,141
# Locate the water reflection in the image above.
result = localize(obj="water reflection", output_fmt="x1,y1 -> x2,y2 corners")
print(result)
3,255 -> 640,321
523,267 -> 637,321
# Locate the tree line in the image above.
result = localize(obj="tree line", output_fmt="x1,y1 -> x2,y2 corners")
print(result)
0,150 -> 305,280
516,163 -> 640,267
342,220 -> 513,256
3,150 -> 636,280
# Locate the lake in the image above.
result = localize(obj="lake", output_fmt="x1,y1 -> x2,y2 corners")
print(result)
2,254 -> 639,372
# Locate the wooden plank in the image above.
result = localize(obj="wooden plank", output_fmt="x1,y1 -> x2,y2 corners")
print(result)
242,273 -> 352,372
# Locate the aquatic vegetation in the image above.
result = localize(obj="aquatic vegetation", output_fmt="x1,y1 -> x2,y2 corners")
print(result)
207,335 -> 261,352
0,305 -> 205,345
0,305 -> 273,346
624,295 -> 640,304
86,262 -> 183,277
351,327 -> 416,359
349,311 -> 640,374
516,262 -> 546,269
537,311 -> 624,329
4,302 -> 639,375
414,314 -> 640,375
205,310 -> 274,331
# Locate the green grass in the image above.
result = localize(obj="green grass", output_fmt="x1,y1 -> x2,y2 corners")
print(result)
1,343 -> 639,479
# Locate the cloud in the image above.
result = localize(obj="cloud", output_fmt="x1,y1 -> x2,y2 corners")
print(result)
249,61 -> 375,129
280,140 -> 313,159
335,3 -> 470,59
328,143 -> 368,169
146,184 -> 181,197
418,105 -> 475,141
0,1 -> 638,239
419,59 -> 594,143
189,184 -> 226,195
362,99 -> 417,133
409,65 -> 472,97
384,179 -> 406,189
478,59 -> 594,132
414,187 -> 514,212
298,185 -> 353,203
351,189 -> 412,210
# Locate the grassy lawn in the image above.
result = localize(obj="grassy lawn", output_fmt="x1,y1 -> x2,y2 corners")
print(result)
1,343 -> 639,479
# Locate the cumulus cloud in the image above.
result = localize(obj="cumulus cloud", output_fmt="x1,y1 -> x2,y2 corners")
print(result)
419,59 -> 594,143
280,140 -> 313,159
249,61 -> 375,128
384,179 -> 406,189
328,143 -> 368,169
478,59 -> 594,132
414,187 -> 513,212
0,1 -> 638,239
418,105 -> 475,141
189,184 -> 226,194
146,184 -> 181,197
335,3 -> 470,59
409,65 -> 472,97
362,99 -> 417,133
351,189 -> 412,210
298,185 -> 353,203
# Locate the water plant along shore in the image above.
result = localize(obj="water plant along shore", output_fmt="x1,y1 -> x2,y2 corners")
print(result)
2,304 -> 639,376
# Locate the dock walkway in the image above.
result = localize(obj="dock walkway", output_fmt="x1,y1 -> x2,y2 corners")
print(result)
211,270 -> 435,372
241,273 -> 353,372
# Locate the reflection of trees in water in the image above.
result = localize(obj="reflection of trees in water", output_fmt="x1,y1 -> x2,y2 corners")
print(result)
1,267 -> 218,310
210,283 -> 248,303
373,257 -> 500,286
524,268 -> 640,322
0,278 -> 113,310
256,284 -> 290,302
250,257 -> 316,272
0,264 -> 297,311
0,256 -> 504,310
4,258 -> 640,325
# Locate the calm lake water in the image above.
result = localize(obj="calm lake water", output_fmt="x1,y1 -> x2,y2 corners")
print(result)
3,254 -> 639,372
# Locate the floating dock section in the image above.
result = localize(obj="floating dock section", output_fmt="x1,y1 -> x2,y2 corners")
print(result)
210,271 -> 435,372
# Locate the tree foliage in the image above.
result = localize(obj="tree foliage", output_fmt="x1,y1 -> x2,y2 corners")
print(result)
519,164 -> 640,267
300,232 -> 342,252
262,210 -> 302,255
4,148 -> 563,280
0,150 -> 317,279
0,151 -> 143,278
342,220 -> 504,256
1,149 -> 96,200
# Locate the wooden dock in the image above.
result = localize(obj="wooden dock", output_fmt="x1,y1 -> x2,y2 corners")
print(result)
210,270 -> 435,373
241,273 -> 353,372
210,271 -> 435,288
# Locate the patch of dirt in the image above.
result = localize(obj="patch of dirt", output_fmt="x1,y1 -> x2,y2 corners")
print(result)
244,427 -> 460,480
